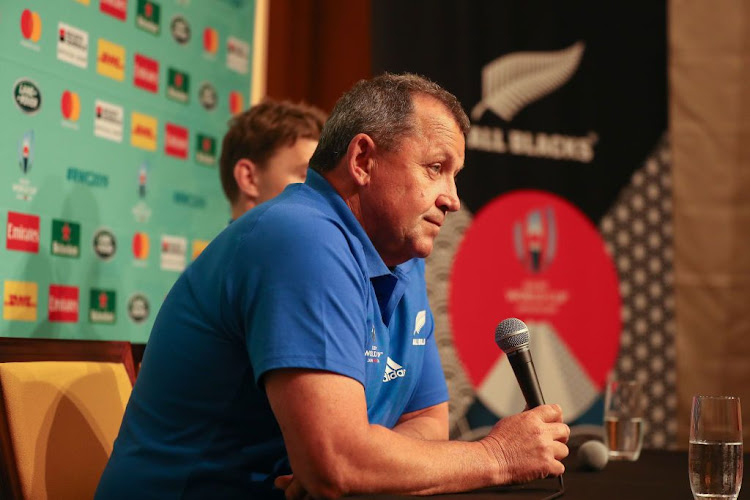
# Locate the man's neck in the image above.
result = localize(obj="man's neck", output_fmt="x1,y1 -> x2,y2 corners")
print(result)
231,199 -> 257,220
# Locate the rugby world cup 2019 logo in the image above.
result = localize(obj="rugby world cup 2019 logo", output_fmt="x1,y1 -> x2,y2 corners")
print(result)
513,207 -> 557,274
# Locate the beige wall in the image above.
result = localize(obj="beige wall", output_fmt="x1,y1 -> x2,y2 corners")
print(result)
670,0 -> 750,446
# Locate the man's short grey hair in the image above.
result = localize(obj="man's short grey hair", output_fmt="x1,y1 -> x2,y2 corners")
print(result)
309,73 -> 470,173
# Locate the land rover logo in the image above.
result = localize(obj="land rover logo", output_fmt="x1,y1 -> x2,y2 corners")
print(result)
127,293 -> 150,323
13,79 -> 42,114
93,228 -> 117,260
170,15 -> 191,44
198,82 -> 217,110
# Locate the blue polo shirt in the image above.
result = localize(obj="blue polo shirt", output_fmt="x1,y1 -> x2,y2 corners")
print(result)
96,170 -> 448,499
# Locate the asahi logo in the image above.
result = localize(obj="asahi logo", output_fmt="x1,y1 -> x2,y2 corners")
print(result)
57,22 -> 88,68
13,79 -> 41,114
468,41 -> 598,164
90,289 -> 116,324
198,82 -> 217,110
6,212 -> 40,253
51,219 -> 81,258
170,15 -> 191,44
48,284 -> 79,323
127,293 -> 149,323
93,228 -> 116,260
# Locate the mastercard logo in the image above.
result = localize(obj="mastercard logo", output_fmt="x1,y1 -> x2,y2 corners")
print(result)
229,91 -> 244,115
203,28 -> 219,54
20,9 -> 42,43
61,90 -> 81,122
132,232 -> 150,260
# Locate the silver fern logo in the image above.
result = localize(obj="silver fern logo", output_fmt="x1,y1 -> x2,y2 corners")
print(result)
472,41 -> 585,121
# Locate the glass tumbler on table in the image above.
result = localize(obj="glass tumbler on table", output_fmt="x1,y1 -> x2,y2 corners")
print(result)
603,378 -> 645,461
689,395 -> 743,500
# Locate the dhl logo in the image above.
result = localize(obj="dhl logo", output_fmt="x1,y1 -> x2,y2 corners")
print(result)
97,39 -> 126,81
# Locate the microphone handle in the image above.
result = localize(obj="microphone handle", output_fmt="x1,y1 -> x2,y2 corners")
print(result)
507,348 -> 545,408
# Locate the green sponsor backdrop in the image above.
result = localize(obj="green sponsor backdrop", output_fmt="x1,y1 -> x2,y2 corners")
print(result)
0,0 -> 255,342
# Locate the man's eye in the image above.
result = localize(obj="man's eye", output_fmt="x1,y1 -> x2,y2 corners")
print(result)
428,163 -> 442,173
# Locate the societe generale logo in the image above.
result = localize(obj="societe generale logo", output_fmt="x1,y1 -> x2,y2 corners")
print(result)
97,39 -> 126,81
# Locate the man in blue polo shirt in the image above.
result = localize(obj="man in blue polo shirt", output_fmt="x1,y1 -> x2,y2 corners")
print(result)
96,74 -> 569,499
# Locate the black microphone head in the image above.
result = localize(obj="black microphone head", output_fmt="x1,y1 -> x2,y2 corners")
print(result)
578,440 -> 609,471
495,318 -> 530,354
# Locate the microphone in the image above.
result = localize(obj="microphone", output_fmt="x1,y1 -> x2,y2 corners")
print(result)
496,318 -> 566,499
494,318 -> 544,408
578,440 -> 608,471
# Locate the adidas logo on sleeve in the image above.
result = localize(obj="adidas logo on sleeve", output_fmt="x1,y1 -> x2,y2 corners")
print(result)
382,357 -> 406,382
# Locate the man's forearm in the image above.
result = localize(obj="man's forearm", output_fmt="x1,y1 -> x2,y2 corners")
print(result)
392,402 -> 449,441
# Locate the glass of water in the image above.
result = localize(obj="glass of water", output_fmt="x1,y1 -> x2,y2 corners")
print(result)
689,395 -> 743,500
603,378 -> 645,461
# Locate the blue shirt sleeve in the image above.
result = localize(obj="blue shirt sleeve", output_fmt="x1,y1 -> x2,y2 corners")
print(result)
229,206 -> 369,387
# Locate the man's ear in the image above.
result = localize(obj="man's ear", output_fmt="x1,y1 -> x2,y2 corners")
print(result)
233,158 -> 260,199
345,133 -> 376,187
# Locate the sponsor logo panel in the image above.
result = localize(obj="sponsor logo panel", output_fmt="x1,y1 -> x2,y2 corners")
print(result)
14,131 -> 38,201
67,167 -> 109,187
203,27 -> 218,55
48,285 -> 79,322
165,123 -> 188,159
13,79 -> 41,114
195,133 -> 216,165
3,281 -> 37,321
57,22 -> 88,68
6,212 -> 40,253
100,0 -> 128,21
127,293 -> 149,323
133,163 -> 152,222
97,39 -> 126,81
93,228 -> 117,260
132,232 -> 150,263
226,36 -> 249,74
61,90 -> 82,125
198,82 -> 217,110
170,16 -> 191,44
229,91 -> 243,115
94,100 -> 124,142
191,239 -> 209,260
20,9 -> 42,46
160,235 -> 186,271
173,191 -> 205,208
51,219 -> 81,258
134,54 -> 159,93
90,289 -> 116,324
167,68 -> 189,103
136,0 -> 161,35
131,112 -> 158,150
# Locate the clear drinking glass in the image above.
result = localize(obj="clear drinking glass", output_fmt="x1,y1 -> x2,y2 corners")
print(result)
603,378 -> 645,461
689,396 -> 743,500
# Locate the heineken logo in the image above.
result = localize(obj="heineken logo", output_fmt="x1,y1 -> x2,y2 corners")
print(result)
51,219 -> 81,258
90,289 -> 116,324
93,228 -> 116,260
13,79 -> 41,114
167,68 -> 189,103
136,0 -> 161,35
195,133 -> 216,165
128,293 -> 149,323
198,82 -> 217,110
